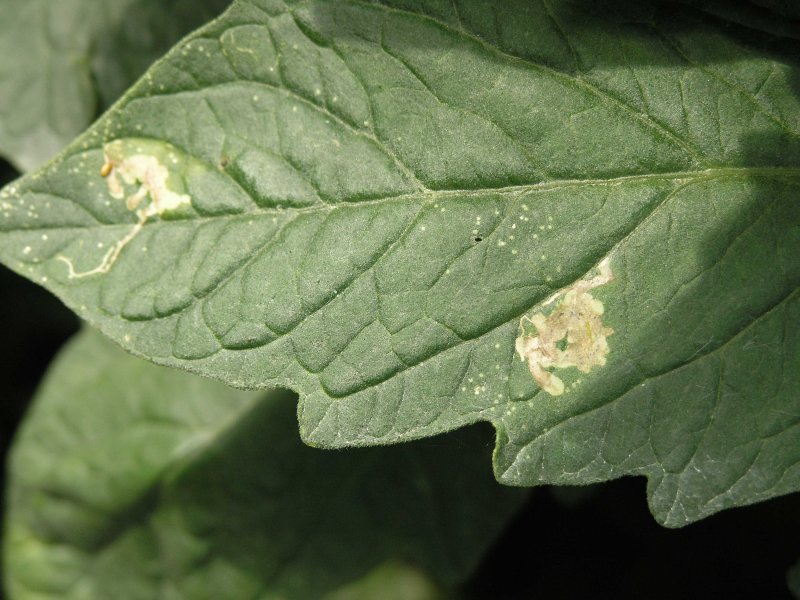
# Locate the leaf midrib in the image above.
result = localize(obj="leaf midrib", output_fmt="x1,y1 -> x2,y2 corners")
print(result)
298,170 -> 796,409
132,177 -> 782,427
9,166 -> 800,235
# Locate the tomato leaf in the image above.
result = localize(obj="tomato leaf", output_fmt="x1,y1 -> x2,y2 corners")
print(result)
0,0 -> 798,525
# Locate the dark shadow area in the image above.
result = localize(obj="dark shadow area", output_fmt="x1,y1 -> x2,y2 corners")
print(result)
301,0 -> 800,66
0,264 -> 79,499
580,0 -> 800,45
0,157 -> 80,521
463,478 -> 800,599
0,266 -> 80,433
747,0 -> 800,19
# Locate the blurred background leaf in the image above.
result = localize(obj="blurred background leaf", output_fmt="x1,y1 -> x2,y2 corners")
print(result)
4,330 -> 526,599
0,0 -> 232,171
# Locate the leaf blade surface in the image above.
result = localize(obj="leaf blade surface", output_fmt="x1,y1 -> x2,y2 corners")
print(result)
1,0 -> 799,524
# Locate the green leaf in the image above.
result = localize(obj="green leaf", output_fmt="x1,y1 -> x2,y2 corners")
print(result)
790,559 -> 800,598
4,329 -> 525,599
323,561 -> 445,600
0,0 -> 799,526
0,0 -> 231,171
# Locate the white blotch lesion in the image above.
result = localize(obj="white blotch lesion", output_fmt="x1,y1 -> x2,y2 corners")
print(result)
515,257 -> 614,396
102,140 -> 191,218
57,139 -> 192,279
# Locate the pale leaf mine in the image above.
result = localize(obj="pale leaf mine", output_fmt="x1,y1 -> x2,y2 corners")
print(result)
515,258 -> 614,396
57,139 -> 191,278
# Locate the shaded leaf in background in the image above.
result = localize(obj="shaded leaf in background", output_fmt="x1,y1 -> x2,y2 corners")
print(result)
0,0 -> 798,527
790,559 -> 800,599
324,561 -> 444,600
0,0 -> 231,171
4,329 -> 526,599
